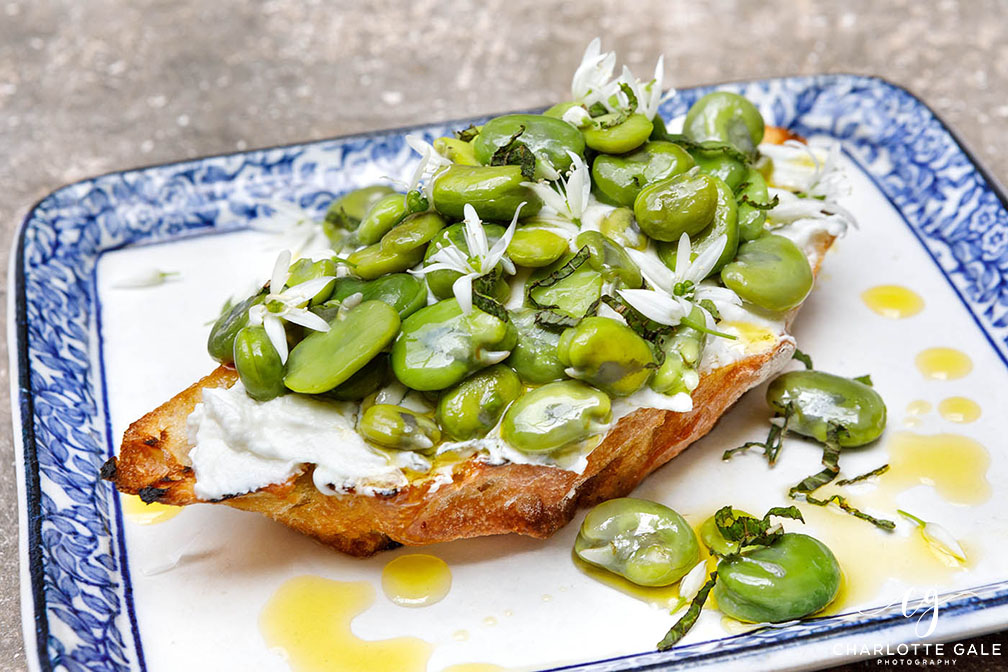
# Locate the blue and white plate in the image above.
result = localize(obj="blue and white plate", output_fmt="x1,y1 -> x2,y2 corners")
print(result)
10,75 -> 1008,672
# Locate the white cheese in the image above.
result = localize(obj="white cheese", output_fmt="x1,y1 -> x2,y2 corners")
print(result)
187,382 -> 407,499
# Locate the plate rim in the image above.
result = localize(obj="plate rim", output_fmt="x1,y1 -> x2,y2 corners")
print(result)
9,72 -> 1008,672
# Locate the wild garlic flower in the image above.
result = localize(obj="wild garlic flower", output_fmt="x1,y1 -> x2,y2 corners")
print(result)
898,510 -> 967,564
619,234 -> 741,327
418,203 -> 524,314
762,140 -> 856,232
404,134 -> 452,202
571,37 -> 618,108
615,60 -> 672,120
113,268 -> 180,289
523,151 -> 591,225
677,561 -> 709,602
247,250 -> 336,363
248,199 -> 333,258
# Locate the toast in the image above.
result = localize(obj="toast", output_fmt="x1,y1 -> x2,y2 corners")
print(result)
102,227 -> 835,557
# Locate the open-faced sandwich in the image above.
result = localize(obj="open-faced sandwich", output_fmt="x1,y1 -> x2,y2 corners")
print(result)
102,39 -> 855,557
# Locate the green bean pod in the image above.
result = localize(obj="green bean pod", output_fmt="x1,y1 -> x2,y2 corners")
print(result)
655,175 -> 738,276
285,258 -> 337,306
574,498 -> 700,587
324,185 -> 396,233
508,221 -> 570,268
505,308 -> 568,384
766,370 -> 887,447
633,171 -> 718,242
207,291 -> 266,363
650,306 -> 705,395
359,404 -> 441,453
284,300 -> 401,394
737,168 -> 770,242
391,298 -> 518,391
682,91 -> 765,153
591,141 -> 694,207
720,235 -> 813,312
380,211 -> 447,253
557,317 -> 655,397
501,380 -> 611,454
582,113 -> 654,154
575,231 -> 643,288
472,114 -> 586,178
432,165 -> 542,221
233,325 -> 286,402
714,533 -> 841,623
347,242 -> 426,281
436,365 -> 523,440
356,193 -> 409,246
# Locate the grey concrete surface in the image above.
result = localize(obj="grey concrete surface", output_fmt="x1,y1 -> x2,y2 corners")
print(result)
2,1 -> 1006,669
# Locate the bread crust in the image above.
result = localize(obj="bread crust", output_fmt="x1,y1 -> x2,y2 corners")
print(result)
103,130 -> 835,557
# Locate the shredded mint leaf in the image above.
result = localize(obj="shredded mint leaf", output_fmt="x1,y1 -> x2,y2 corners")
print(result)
723,405 -> 792,465
490,125 -> 536,179
739,192 -> 781,211
663,134 -> 754,164
835,464 -> 889,486
853,374 -> 874,386
792,348 -> 814,370
698,298 -> 722,322
804,493 -> 896,530
526,246 -> 592,310
656,573 -> 717,651
534,310 -> 580,332
788,434 -> 842,497
455,124 -> 479,142
587,102 -> 608,117
714,505 -> 804,548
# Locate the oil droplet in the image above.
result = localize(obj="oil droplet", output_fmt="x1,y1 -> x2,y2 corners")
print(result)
452,629 -> 469,642
541,594 -> 552,602
906,400 -> 932,416
915,348 -> 972,380
503,609 -> 513,617
721,321 -> 779,354
800,503 -> 970,613
861,285 -> 924,319
886,431 -> 991,505
937,397 -> 981,424
120,494 -> 181,524
482,616 -> 497,627
260,576 -> 432,672
442,665 -> 509,672
382,554 -> 452,608
573,528 -> 716,610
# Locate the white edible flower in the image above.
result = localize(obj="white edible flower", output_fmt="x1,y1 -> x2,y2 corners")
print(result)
523,151 -> 591,225
571,37 -> 618,108
619,234 -> 741,326
247,250 -> 336,363
249,199 -> 331,258
561,105 -> 593,129
678,561 -> 709,602
416,203 -> 524,314
113,268 -> 179,289
762,140 -> 856,232
898,510 -> 967,563
404,134 -> 452,201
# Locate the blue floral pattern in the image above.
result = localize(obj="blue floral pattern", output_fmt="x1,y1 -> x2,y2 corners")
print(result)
11,75 -> 1007,671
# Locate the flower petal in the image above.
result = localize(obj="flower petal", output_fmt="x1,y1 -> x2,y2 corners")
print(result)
922,523 -> 967,562
678,561 -> 708,601
684,235 -> 727,284
674,233 -> 691,279
627,248 -> 677,295
617,288 -> 686,326
486,201 -> 525,272
271,250 -> 292,293
453,273 -> 475,314
280,276 -> 338,305
282,307 -> 332,333
262,314 -> 289,364
462,204 -> 489,261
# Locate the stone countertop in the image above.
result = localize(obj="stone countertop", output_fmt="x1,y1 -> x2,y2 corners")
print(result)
1,1 -> 1006,669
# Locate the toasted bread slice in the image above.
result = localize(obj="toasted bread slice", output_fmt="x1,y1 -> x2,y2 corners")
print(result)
103,233 -> 834,558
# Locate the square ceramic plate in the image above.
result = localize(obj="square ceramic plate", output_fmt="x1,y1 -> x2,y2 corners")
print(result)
10,75 -> 1008,672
